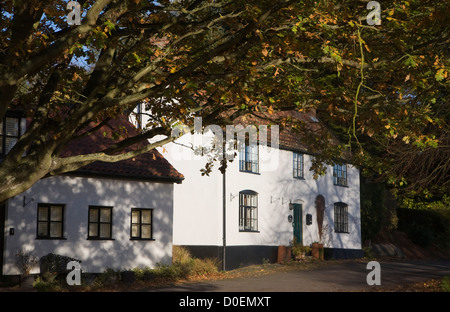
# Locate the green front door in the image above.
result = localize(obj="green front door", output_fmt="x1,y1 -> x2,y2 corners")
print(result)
292,203 -> 302,244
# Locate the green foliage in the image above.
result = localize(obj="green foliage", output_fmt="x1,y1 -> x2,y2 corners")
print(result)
39,253 -> 81,275
0,0 -> 448,203
397,208 -> 450,249
32,247 -> 220,291
441,276 -> 450,292
360,179 -> 389,242
94,268 -> 121,286
399,193 -> 450,211
33,273 -> 65,292
292,240 -> 311,257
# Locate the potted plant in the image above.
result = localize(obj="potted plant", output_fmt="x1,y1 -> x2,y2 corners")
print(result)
292,243 -> 311,260
311,242 -> 324,260
15,248 -> 39,288
312,224 -> 333,260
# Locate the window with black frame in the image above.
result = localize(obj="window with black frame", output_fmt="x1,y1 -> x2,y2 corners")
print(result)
130,208 -> 153,240
239,144 -> 259,173
293,152 -> 304,178
0,114 -> 21,157
239,190 -> 258,232
88,206 -> 113,239
333,163 -> 347,186
37,204 -> 65,239
334,202 -> 349,233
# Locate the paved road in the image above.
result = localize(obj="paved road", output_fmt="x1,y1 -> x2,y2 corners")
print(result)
144,259 -> 450,292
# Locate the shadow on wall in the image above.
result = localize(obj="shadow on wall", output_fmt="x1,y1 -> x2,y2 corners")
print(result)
4,174 -> 174,274
269,162 -> 361,250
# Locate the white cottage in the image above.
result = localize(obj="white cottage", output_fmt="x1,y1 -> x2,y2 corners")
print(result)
161,110 -> 363,269
0,117 -> 183,275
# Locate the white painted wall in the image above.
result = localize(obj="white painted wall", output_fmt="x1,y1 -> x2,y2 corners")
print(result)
162,133 -> 223,247
3,175 -> 174,274
225,146 -> 361,250
161,131 -> 361,251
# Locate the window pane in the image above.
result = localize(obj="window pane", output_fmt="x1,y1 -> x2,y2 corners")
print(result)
252,161 -> 258,173
100,224 -> 110,238
50,206 -> 62,221
100,208 -> 111,222
131,210 -> 139,224
293,153 -> 303,178
89,223 -> 98,237
239,192 -> 258,231
38,222 -> 48,236
50,222 -> 62,237
141,225 -> 151,239
5,137 -> 17,153
131,224 -> 140,237
334,203 -> 348,233
38,207 -> 48,221
89,208 -> 98,222
141,210 -> 151,224
5,117 -> 19,136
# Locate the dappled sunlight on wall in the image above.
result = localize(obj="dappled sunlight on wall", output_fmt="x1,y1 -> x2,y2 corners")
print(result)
3,175 -> 174,274
225,147 -> 361,250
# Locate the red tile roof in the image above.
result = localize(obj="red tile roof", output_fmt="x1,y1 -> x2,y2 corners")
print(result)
60,117 -> 184,183
231,109 -> 334,153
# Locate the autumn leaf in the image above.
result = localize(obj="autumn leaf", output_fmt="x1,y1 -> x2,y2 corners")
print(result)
72,72 -> 81,82
435,68 -> 447,81
261,47 -> 268,57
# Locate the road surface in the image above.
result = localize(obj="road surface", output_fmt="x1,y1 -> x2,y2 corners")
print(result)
143,259 -> 450,292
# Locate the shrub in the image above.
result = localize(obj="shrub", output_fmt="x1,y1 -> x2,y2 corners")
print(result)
35,247 -> 220,291
33,274 -> 65,292
94,268 -> 121,286
172,245 -> 193,264
39,253 -> 81,276
441,276 -> 450,292
148,247 -> 219,282
189,257 -> 219,276
132,267 -> 155,281
15,249 -> 39,275
397,208 -> 450,249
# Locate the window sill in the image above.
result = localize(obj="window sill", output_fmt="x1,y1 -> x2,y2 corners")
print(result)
239,170 -> 260,175
87,237 -> 115,240
293,176 -> 305,180
239,230 -> 260,233
130,238 -> 155,241
334,184 -> 349,188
